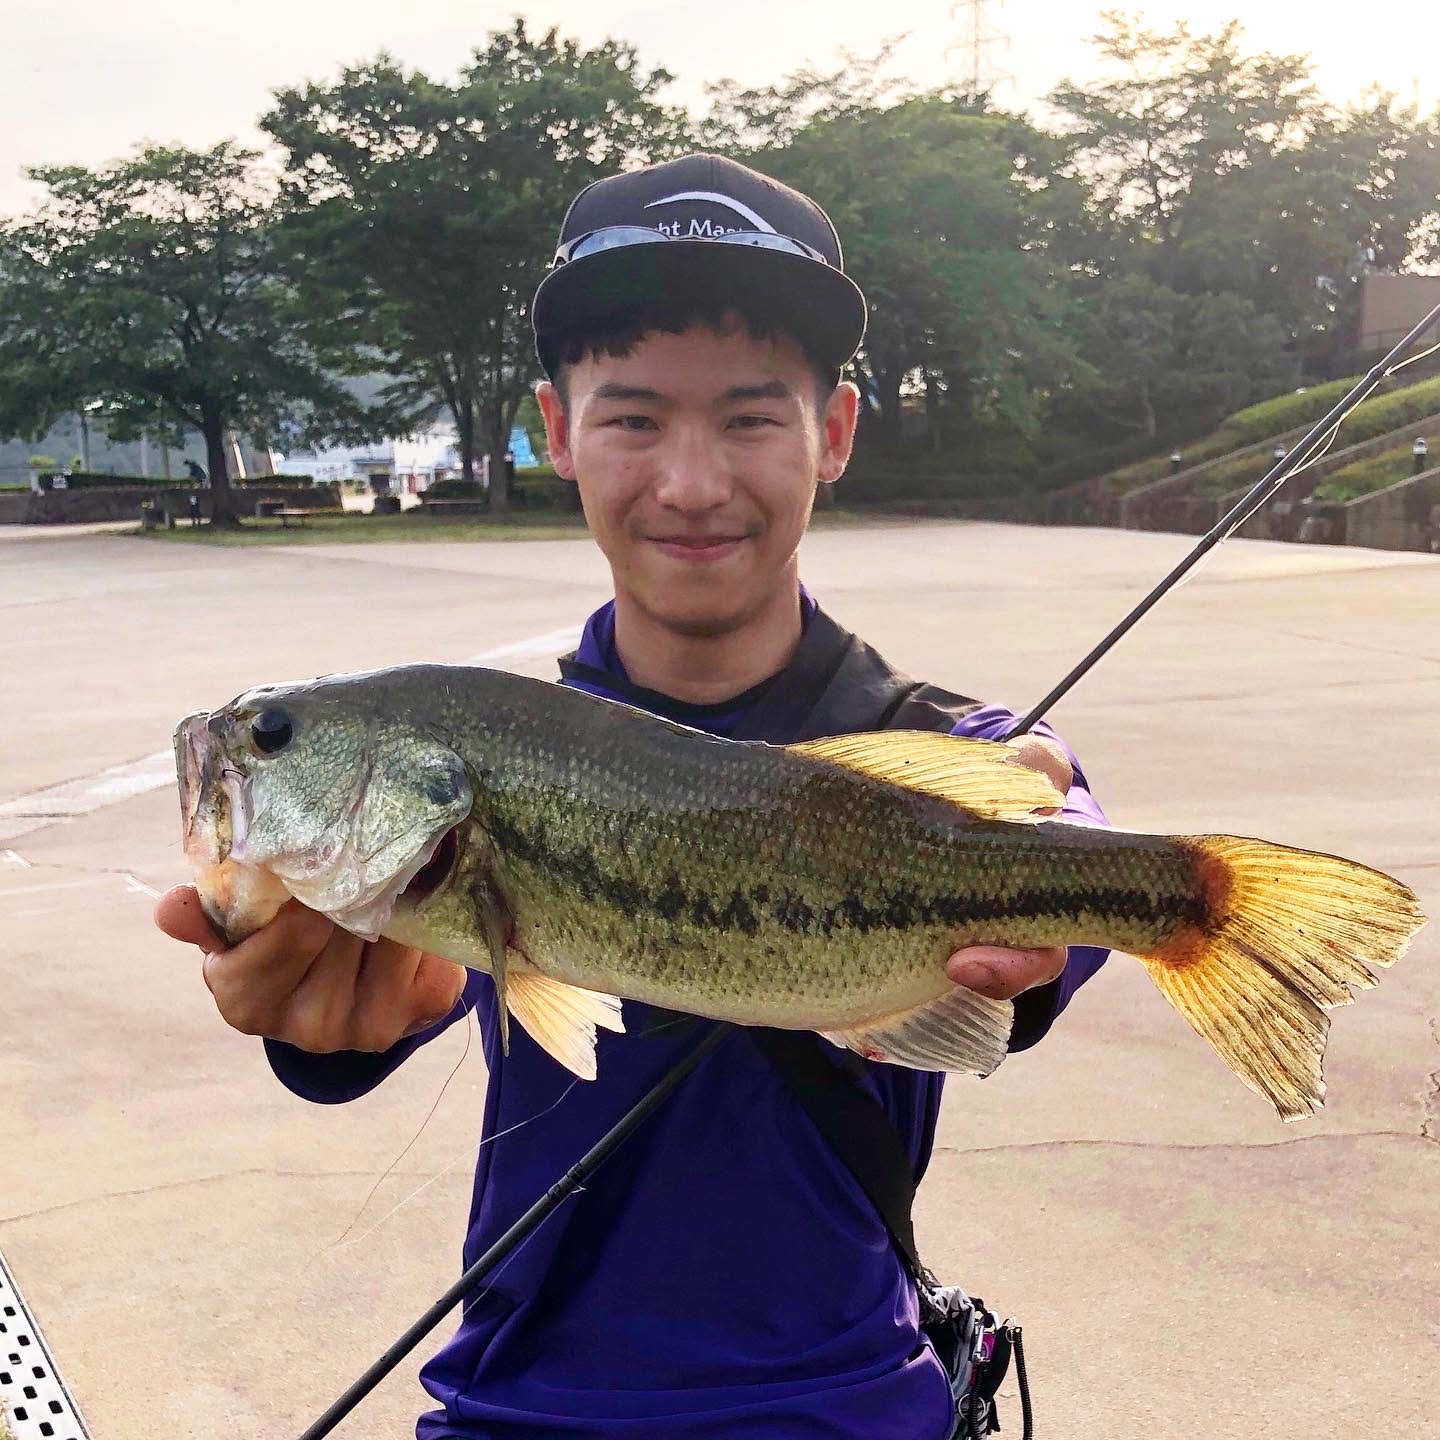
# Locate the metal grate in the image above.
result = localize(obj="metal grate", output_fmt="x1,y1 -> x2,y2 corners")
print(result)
0,1252 -> 90,1440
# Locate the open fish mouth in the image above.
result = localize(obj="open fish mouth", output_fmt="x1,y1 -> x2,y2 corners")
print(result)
175,710 -> 251,866
173,708 -> 286,942
175,711 -> 211,855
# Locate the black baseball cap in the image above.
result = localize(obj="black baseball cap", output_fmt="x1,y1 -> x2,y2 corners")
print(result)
531,153 -> 867,380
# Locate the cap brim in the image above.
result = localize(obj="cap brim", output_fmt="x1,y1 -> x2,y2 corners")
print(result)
532,241 -> 867,377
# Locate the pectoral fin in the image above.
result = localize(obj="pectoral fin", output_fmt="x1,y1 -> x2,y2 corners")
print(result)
506,971 -> 626,1080
821,986 -> 1013,1076
788,732 -> 1062,820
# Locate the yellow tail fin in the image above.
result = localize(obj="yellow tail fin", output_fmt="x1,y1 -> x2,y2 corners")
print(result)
1141,836 -> 1425,1121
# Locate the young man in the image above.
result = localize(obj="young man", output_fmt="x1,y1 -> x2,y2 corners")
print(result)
156,154 -> 1108,1438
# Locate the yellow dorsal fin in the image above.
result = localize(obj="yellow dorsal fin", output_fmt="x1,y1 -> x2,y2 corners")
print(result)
787,731 -> 1063,821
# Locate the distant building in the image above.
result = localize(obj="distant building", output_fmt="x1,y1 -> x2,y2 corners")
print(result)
274,425 -> 461,495
1358,271 -> 1440,352
275,421 -> 543,496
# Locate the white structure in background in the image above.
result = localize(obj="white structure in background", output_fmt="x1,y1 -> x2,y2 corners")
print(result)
274,424 -> 463,510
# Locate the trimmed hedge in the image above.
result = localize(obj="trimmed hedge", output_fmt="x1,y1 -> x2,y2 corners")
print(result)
423,466 -> 576,510
1199,380 -> 1440,499
1218,375 -> 1364,446
34,470 -> 320,491
424,478 -> 485,498
1105,372 -> 1440,498
1312,443 -> 1420,502
1101,376 -> 1366,495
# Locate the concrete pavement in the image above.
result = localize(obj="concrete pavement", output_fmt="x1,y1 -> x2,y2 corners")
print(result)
1,521 -> 1436,1438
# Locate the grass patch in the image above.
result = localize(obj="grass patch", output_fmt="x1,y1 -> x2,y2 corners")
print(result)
1311,443 -> 1420,502
1111,373 -> 1440,500
1096,372 -> 1440,497
130,505 -> 879,547
132,512 -> 592,545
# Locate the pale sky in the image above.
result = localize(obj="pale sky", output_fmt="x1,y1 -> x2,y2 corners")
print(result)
3,1 -> 1437,217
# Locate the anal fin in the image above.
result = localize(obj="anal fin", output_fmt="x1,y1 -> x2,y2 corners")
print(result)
506,971 -> 626,1080
789,732 -> 1062,820
821,987 -> 1013,1076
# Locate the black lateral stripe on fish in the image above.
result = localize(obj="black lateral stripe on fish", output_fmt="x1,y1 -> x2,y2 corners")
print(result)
175,664 -> 1426,1121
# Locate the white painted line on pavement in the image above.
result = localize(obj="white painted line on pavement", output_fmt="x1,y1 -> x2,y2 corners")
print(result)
0,748 -> 177,841
123,872 -> 162,899
463,624 -> 582,667
0,876 -> 101,898
2,849 -> 30,867
0,625 -> 584,843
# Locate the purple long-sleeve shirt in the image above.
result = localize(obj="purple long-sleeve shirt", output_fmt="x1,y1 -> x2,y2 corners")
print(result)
267,598 -> 1109,1438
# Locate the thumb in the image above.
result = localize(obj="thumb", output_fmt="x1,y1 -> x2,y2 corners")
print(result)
154,884 -> 224,949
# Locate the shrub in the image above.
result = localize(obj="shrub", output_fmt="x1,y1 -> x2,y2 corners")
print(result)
36,471 -> 170,489
1102,372 -> 1440,497
837,462 -> 1033,505
424,478 -> 485,498
1219,375 -> 1363,446
1312,444 -> 1418,502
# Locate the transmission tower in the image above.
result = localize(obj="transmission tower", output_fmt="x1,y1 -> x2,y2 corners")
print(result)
949,0 -> 1011,98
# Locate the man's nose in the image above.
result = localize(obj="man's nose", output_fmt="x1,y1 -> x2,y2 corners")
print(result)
652,425 -> 735,510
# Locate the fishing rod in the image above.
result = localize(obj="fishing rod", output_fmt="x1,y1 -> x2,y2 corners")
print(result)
1004,296 -> 1440,741
296,1022 -> 728,1440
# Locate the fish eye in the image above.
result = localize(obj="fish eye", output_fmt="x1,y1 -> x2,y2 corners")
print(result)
251,708 -> 294,755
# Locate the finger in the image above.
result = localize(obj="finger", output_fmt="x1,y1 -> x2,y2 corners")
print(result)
281,925 -> 370,1052
352,940 -> 465,1051
407,953 -> 468,1034
1004,735 -> 1073,797
154,885 -> 223,949
201,899 -> 337,1033
946,944 -> 1067,1000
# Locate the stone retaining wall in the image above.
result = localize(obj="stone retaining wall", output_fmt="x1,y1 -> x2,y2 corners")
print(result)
1342,467 -> 1440,551
1117,419 -> 1316,530
0,482 -> 339,525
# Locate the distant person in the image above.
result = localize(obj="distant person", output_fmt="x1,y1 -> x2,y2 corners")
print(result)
184,459 -> 206,481
187,493 -> 201,526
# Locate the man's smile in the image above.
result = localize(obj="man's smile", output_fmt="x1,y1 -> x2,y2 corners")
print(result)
647,531 -> 754,561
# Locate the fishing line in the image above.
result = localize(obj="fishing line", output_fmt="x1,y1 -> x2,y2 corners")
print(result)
296,1024 -> 728,1440
326,1072 -> 583,1256
327,1003 -> 477,1251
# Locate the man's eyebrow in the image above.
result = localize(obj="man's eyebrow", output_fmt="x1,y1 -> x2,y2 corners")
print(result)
591,382 -> 666,402
720,379 -> 792,403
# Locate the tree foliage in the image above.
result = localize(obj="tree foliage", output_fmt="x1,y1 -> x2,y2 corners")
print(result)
0,143 -> 355,522
3,17 -> 1440,501
262,20 -> 689,510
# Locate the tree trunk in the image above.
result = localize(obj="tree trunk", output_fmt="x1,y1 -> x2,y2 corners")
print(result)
924,371 -> 944,456
201,404 -> 238,526
874,363 -> 904,449
456,398 -> 477,486
1138,375 -> 1157,440
486,403 -> 510,518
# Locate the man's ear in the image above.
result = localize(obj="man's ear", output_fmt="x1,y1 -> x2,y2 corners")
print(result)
536,380 -> 575,481
818,380 -> 860,488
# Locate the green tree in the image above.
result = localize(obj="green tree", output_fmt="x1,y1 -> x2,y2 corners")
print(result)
1050,15 -> 1440,367
0,143 -> 352,524
705,75 -> 1091,459
1049,14 -> 1317,249
263,20 -> 689,513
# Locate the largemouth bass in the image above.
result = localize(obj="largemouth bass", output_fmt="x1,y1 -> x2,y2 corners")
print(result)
175,664 -> 1424,1120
